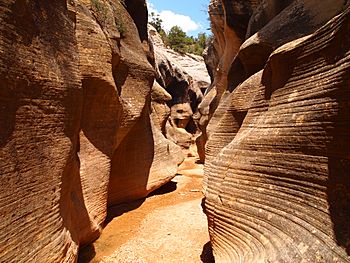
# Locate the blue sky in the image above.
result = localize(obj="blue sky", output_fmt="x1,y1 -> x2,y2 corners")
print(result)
147,0 -> 211,37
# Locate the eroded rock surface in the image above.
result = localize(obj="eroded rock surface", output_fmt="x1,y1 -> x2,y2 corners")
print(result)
0,1 -> 82,262
203,0 -> 350,262
148,25 -> 210,154
197,0 -> 257,162
0,0 -> 183,262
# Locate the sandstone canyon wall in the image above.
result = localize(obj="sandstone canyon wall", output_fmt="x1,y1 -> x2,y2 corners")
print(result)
203,0 -> 350,262
0,0 -> 183,262
149,25 -> 210,154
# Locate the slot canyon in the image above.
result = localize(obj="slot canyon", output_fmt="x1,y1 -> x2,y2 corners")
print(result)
0,0 -> 350,262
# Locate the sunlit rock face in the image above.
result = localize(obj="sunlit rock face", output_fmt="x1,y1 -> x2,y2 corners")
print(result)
0,1 -> 83,262
0,0 -> 182,261
197,0 -> 256,162
203,0 -> 350,262
148,25 -> 210,155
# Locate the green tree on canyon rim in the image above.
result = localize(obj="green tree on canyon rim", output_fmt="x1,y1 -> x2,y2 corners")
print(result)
149,12 -> 208,56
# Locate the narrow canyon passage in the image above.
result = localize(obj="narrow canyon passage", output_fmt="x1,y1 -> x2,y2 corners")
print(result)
2,1 -> 350,262
79,157 -> 213,263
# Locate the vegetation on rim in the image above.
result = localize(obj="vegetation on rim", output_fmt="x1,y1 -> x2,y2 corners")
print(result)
149,12 -> 209,56
91,0 -> 127,37
91,0 -> 108,26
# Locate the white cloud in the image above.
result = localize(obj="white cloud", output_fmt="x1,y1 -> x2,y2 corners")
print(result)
147,2 -> 157,15
159,10 -> 200,33
147,1 -> 201,33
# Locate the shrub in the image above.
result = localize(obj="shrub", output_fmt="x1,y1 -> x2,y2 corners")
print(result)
116,20 -> 127,37
91,0 -> 108,26
149,12 -> 163,33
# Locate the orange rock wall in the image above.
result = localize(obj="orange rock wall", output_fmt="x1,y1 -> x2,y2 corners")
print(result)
0,0 -> 182,262
203,0 -> 350,262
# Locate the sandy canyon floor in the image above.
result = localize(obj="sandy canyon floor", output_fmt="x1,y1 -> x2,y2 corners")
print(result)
78,157 -> 214,263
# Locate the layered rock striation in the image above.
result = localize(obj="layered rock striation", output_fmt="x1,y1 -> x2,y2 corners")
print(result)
0,0 -> 183,262
203,0 -> 350,262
